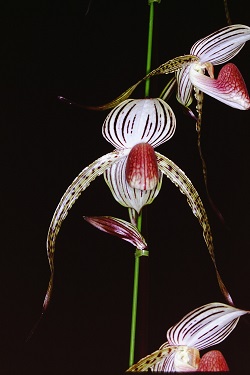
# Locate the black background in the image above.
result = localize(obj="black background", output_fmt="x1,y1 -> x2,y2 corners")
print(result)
1,0 -> 250,373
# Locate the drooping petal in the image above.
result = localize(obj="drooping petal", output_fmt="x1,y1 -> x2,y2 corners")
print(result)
190,24 -> 250,65
167,302 -> 248,350
156,152 -> 233,305
104,156 -> 163,213
190,62 -> 250,109
102,98 -> 176,149
175,65 -> 194,107
83,56 -> 198,111
83,216 -> 147,250
198,350 -> 229,371
126,143 -> 159,190
43,149 -> 129,311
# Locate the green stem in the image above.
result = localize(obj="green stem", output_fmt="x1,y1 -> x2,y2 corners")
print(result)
129,211 -> 143,367
145,0 -> 157,97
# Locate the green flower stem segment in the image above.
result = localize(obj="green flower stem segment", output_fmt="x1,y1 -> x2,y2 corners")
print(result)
129,211 -> 149,367
145,0 -> 161,97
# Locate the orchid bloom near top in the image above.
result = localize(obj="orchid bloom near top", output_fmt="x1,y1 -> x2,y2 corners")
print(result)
43,97 -> 232,311
88,25 -> 250,114
126,302 -> 249,372
176,24 -> 250,110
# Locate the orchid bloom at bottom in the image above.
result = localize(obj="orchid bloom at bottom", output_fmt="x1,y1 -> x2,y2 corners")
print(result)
126,302 -> 249,372
43,98 -> 233,311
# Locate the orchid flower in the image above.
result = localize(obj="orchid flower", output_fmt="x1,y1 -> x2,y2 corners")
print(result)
176,24 -> 250,111
79,25 -> 250,113
76,27 -> 250,211
126,302 -> 249,372
43,98 -> 232,311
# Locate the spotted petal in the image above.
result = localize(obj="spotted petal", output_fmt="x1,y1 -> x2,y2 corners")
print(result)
85,56 -> 198,111
104,156 -> 163,214
190,24 -> 250,65
43,149 -> 129,310
126,345 -> 179,372
190,62 -> 250,109
156,152 -> 233,305
102,98 -> 176,149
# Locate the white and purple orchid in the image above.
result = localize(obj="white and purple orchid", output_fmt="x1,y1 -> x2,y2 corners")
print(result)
43,97 -> 232,311
87,25 -> 250,114
126,302 -> 249,372
176,24 -> 250,110
81,26 -> 249,201
44,98 -> 176,309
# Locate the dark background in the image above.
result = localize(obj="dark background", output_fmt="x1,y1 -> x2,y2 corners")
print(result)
1,0 -> 250,373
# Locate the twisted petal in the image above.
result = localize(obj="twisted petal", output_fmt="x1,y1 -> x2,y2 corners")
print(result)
156,152 -> 233,305
102,98 -> 176,149
43,149 -> 129,310
85,56 -> 198,111
167,302 -> 248,350
190,63 -> 250,109
104,156 -> 163,213
190,24 -> 250,65
84,216 -> 147,250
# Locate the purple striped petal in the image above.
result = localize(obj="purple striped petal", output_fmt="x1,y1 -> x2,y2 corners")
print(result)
190,24 -> 250,65
102,98 -> 176,149
175,65 -> 194,107
167,302 -> 248,350
130,303 -> 248,372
